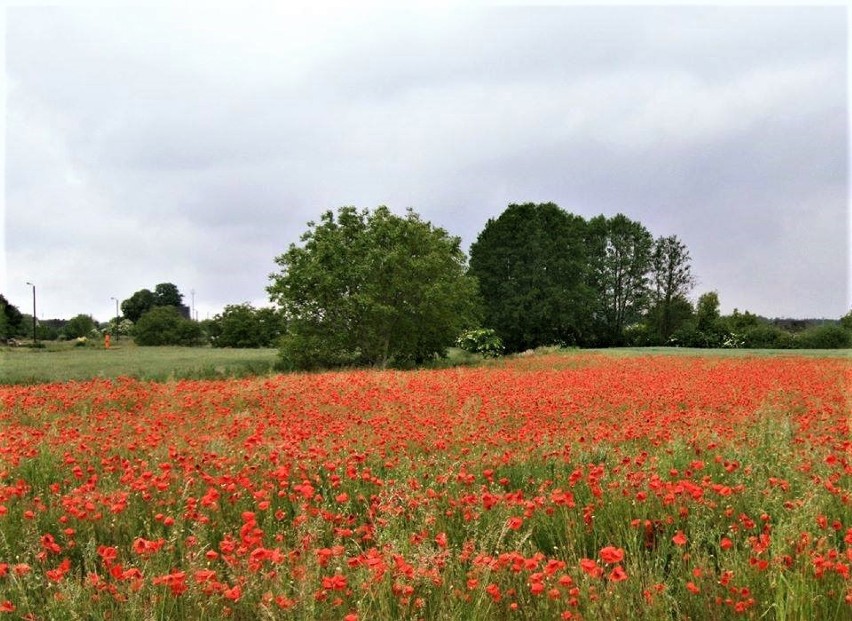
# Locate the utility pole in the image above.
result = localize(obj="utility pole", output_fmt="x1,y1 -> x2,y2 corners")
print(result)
190,289 -> 196,321
25,282 -> 36,346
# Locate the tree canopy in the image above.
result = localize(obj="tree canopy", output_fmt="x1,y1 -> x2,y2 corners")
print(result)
121,283 -> 185,323
268,205 -> 479,369
208,303 -> 283,348
469,202 -> 592,352
587,213 -> 654,345
133,306 -> 204,346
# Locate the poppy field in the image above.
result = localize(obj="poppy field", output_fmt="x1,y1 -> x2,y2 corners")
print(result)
0,352 -> 849,620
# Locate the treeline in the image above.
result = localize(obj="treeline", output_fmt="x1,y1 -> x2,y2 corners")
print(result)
2,203 -> 850,361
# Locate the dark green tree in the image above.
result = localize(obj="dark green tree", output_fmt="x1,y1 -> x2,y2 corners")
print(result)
649,235 -> 695,342
469,203 -> 592,352
121,289 -> 155,323
153,283 -> 184,308
63,314 -> 97,339
209,303 -> 283,348
133,306 -> 204,346
587,214 -> 654,345
0,294 -> 24,340
268,205 -> 479,369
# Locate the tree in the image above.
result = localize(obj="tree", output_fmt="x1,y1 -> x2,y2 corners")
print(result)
153,283 -> 184,308
209,303 -> 283,348
268,205 -> 479,369
650,235 -> 695,342
133,306 -> 204,346
121,289 -> 155,323
468,203 -> 593,352
63,314 -> 97,339
587,214 -> 654,345
0,294 -> 24,340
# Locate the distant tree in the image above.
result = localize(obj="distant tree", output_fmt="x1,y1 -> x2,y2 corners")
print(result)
121,289 -> 155,323
209,303 -> 283,348
469,203 -> 592,352
650,235 -> 695,342
587,214 -> 654,345
153,283 -> 184,308
133,306 -> 205,346
63,314 -> 97,339
645,295 -> 694,344
268,205 -> 479,369
840,309 -> 852,332
795,324 -> 851,349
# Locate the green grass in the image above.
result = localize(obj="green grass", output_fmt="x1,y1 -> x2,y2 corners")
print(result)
0,339 -> 279,385
1,341 -> 846,386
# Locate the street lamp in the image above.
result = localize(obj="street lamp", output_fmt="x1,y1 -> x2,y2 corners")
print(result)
110,296 -> 119,323
25,282 -> 36,346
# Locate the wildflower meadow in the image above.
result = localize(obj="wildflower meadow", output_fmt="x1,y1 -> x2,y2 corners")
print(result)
0,353 -> 849,620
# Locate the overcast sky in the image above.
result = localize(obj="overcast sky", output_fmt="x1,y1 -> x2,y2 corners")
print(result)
2,4 -> 849,322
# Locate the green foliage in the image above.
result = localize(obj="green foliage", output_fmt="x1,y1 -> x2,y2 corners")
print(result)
209,303 -> 283,348
740,324 -> 795,349
840,309 -> 852,331
587,213 -> 654,345
268,206 -> 479,370
455,328 -> 504,358
794,323 -> 851,349
133,306 -> 205,346
121,283 -> 185,323
62,314 -> 97,339
0,294 -> 24,339
153,282 -> 184,307
649,235 -> 695,342
121,288 -> 155,323
469,203 -> 592,352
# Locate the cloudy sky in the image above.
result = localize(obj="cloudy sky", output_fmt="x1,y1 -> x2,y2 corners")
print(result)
2,4 -> 849,322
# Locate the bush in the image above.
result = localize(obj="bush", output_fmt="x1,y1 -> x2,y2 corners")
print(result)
794,324 -> 851,349
741,325 -> 794,349
134,307 -> 205,346
456,328 -> 505,358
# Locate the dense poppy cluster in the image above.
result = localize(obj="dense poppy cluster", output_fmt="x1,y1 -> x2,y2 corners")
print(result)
0,353 -> 849,619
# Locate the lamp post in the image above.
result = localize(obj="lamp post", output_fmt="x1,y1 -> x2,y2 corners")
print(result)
110,297 -> 119,323
25,282 -> 36,346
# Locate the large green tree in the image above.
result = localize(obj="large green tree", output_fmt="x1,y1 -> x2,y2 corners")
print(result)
268,205 -> 478,369
469,202 -> 592,352
153,283 -> 184,308
649,235 -> 695,342
121,283 -> 185,323
587,213 -> 654,345
121,289 -> 155,323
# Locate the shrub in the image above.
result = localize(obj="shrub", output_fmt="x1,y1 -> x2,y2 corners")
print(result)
134,307 -> 205,346
456,328 -> 505,358
794,324 -> 851,349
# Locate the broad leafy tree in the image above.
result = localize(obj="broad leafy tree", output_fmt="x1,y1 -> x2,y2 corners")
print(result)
209,303 -> 283,348
122,283 -> 185,323
587,213 -> 654,345
268,206 -> 479,369
121,289 -> 155,323
650,235 -> 695,342
469,203 -> 592,352
153,283 -> 184,308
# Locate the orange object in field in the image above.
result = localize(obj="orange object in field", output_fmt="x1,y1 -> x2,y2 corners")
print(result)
104,334 -> 111,349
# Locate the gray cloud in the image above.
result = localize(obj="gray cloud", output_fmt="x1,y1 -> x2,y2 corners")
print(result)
3,5 -> 848,321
